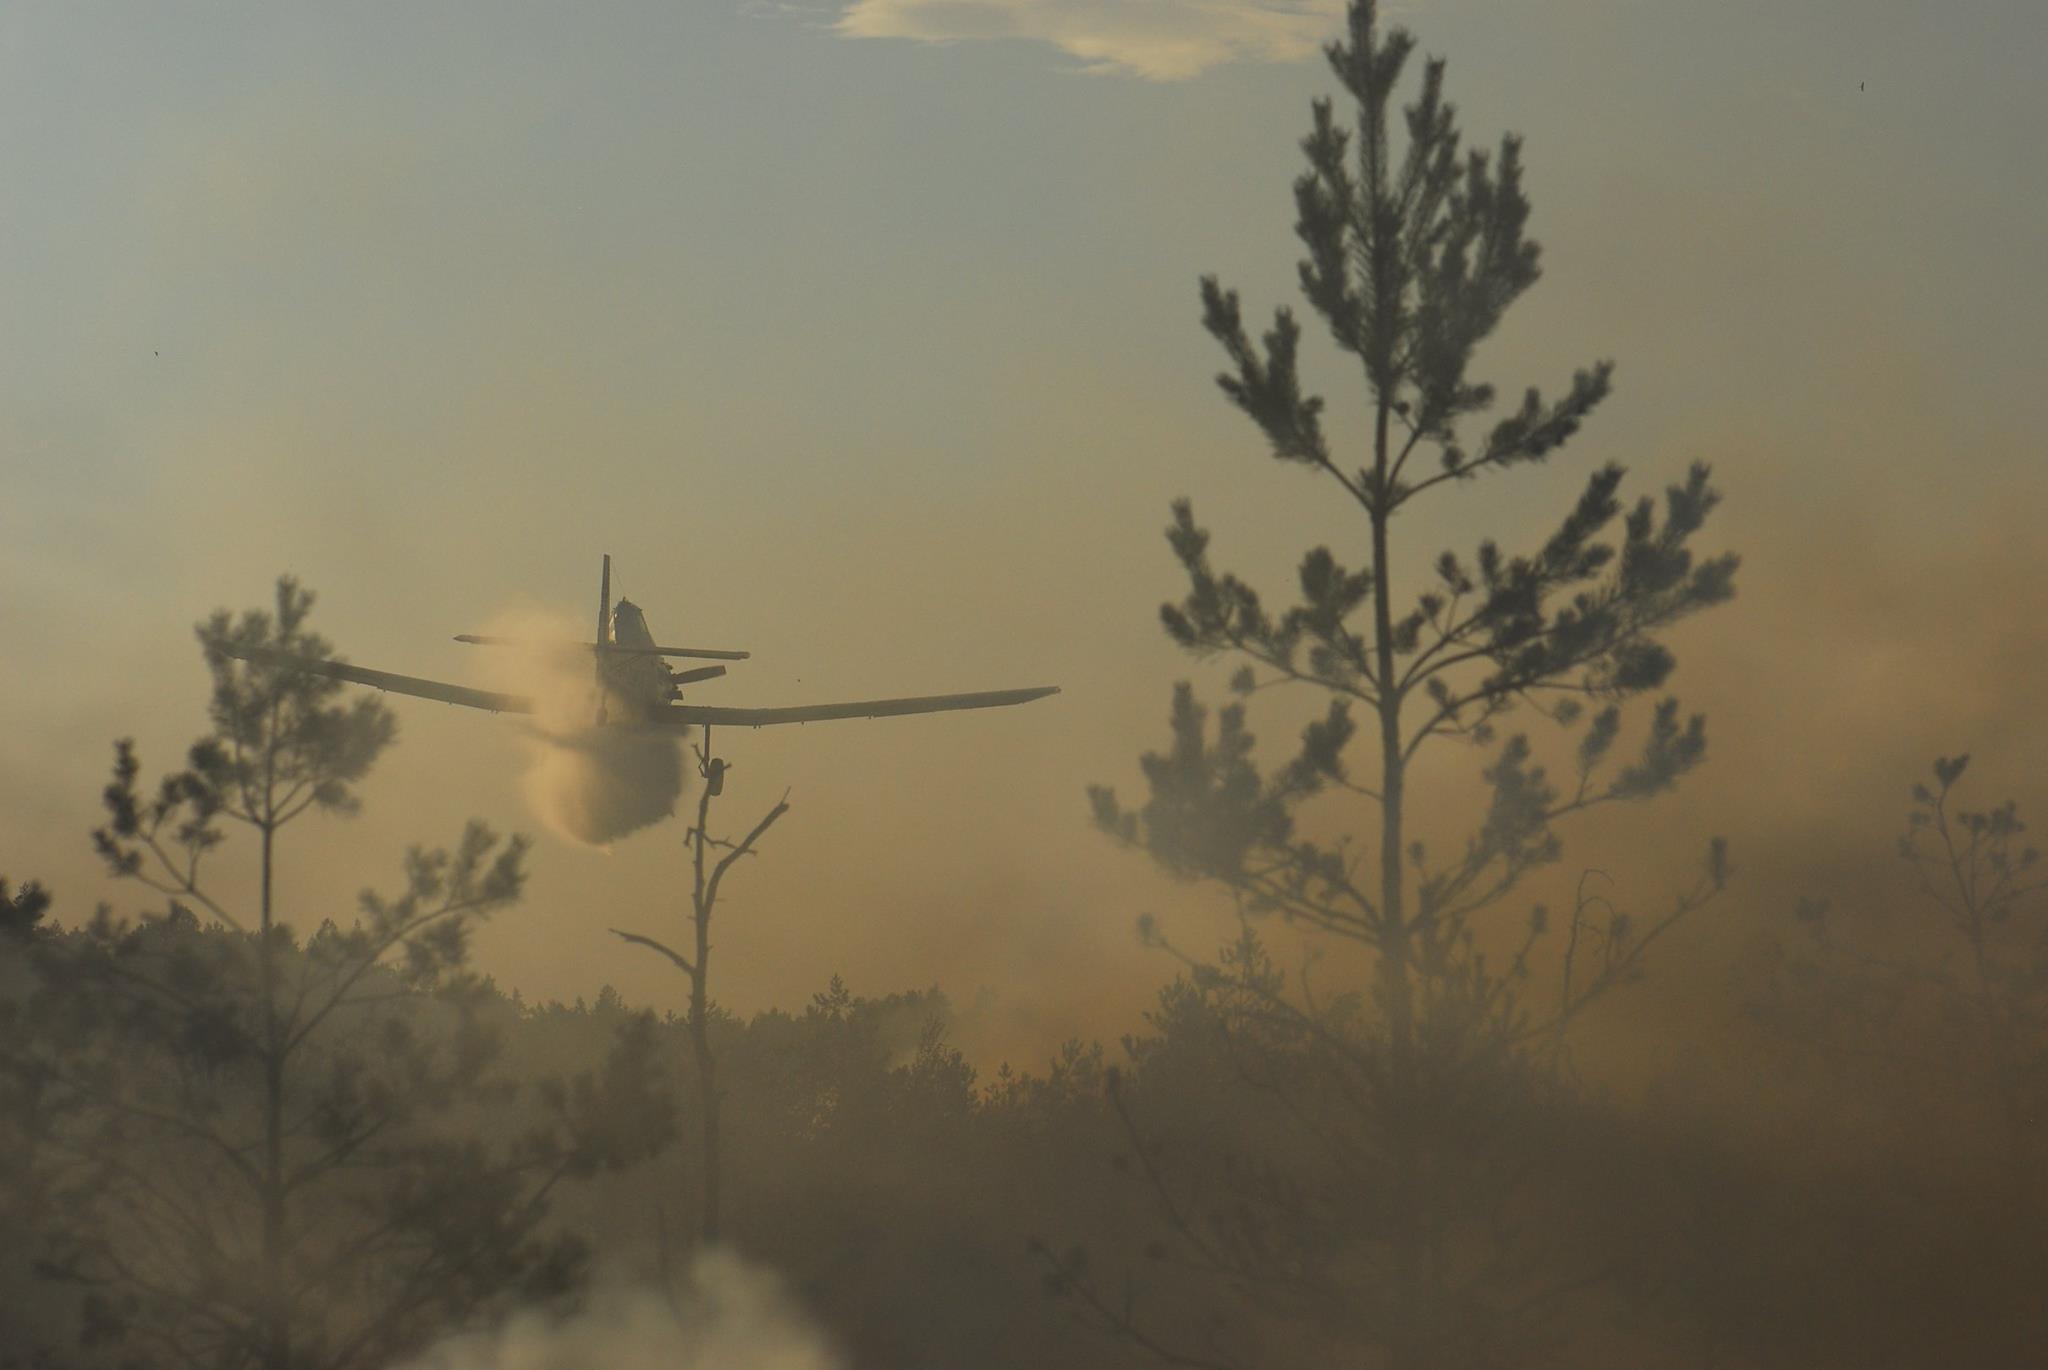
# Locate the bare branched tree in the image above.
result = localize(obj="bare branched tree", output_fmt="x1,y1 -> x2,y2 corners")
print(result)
1763,755 -> 2048,1198
613,733 -> 789,1246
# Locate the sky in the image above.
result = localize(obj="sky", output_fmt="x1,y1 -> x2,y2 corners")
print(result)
4,0 -> 2046,1071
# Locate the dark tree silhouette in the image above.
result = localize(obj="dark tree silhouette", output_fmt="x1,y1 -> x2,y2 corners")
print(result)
14,580 -> 640,1370
1891,757 -> 2048,1190
1762,755 -> 2048,1197
1,876 -> 50,941
613,736 -> 789,1247
0,873 -> 69,1370
1085,3 -> 1737,1364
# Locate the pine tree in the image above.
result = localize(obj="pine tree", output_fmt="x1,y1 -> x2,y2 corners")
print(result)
19,579 -> 645,1370
1086,3 -> 1737,1363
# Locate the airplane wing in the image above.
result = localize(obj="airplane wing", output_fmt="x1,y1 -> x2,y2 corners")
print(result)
654,685 -> 1059,729
225,648 -> 535,715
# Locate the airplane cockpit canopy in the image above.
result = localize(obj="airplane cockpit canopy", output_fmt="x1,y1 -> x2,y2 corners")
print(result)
612,599 -> 649,640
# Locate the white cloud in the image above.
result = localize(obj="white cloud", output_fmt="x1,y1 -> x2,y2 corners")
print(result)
834,0 -> 1349,81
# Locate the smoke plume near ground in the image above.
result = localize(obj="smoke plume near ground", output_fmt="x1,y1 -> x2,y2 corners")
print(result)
478,609 -> 690,847
400,1253 -> 839,1370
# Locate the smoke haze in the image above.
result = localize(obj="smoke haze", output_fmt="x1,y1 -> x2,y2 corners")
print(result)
4,0 -> 2043,1049
400,1256 -> 839,1370
5,3 -> 2048,1361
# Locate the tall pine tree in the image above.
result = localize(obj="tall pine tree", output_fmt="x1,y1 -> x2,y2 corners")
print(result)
1087,3 -> 1738,1363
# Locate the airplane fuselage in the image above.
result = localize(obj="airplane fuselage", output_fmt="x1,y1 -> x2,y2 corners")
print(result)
603,599 -> 681,721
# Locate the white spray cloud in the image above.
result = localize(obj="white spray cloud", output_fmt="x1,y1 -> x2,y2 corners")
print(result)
518,723 -> 686,848
400,1253 -> 840,1370
476,608 -> 690,847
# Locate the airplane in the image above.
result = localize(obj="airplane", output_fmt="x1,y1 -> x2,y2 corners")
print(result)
229,556 -> 1057,788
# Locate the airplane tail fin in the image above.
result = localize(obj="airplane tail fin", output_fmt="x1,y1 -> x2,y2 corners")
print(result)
594,554 -> 611,724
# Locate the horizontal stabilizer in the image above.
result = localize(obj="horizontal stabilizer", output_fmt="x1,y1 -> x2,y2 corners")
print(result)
454,635 -> 749,661
625,644 -> 750,661
652,685 -> 1059,729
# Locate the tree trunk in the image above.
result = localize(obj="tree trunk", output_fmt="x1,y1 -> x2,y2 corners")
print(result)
258,820 -> 291,1370
1371,392 -> 1425,1370
692,883 -> 720,1246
